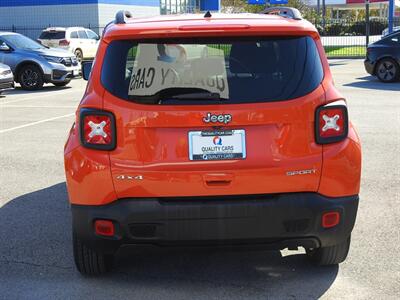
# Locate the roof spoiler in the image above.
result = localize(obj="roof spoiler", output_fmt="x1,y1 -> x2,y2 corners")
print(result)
262,7 -> 302,20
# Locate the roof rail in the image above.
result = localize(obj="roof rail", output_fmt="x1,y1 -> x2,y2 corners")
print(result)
262,7 -> 302,20
115,10 -> 133,24
101,10 -> 132,37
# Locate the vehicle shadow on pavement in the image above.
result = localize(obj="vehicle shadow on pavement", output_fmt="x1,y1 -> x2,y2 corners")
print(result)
113,246 -> 338,298
329,61 -> 348,67
0,183 -> 338,299
0,183 -> 73,270
344,76 -> 400,91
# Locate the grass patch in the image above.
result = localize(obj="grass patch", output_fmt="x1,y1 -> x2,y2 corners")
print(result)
324,46 -> 366,57
207,44 -> 231,57
210,44 -> 366,58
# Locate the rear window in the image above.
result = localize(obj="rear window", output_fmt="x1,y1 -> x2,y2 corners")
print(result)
101,36 -> 323,105
39,31 -> 65,39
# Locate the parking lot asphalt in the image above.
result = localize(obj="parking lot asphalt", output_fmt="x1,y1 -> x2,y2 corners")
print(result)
0,60 -> 399,300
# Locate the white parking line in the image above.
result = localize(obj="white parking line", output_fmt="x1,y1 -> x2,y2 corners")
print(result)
1,105 -> 77,108
0,113 -> 75,134
0,90 -> 78,105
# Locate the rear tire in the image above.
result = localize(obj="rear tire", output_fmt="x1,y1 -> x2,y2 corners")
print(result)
375,58 -> 400,83
306,236 -> 351,265
73,231 -> 114,275
74,49 -> 83,63
18,64 -> 44,90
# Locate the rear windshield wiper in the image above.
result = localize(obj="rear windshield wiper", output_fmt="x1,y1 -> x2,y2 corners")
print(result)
168,92 -> 227,101
128,89 -> 228,104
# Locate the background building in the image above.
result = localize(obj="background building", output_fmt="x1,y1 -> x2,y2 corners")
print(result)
0,0 -> 160,38
160,1 -> 221,14
161,0 -> 200,14
0,0 -> 222,39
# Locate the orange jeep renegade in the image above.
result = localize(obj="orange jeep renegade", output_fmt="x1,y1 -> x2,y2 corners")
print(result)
64,8 -> 362,275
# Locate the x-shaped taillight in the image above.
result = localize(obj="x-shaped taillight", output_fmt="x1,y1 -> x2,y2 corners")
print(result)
80,109 -> 116,150
322,114 -> 340,132
316,102 -> 348,144
88,121 -> 108,138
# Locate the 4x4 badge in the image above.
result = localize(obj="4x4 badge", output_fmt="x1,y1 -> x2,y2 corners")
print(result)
116,175 -> 143,180
203,113 -> 232,124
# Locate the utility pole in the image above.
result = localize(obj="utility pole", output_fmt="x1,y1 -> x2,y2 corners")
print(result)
388,0 -> 395,34
322,0 -> 326,32
366,0 -> 370,47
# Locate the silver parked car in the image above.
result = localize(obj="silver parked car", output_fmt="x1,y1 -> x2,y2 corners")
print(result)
0,62 -> 14,94
0,32 -> 80,90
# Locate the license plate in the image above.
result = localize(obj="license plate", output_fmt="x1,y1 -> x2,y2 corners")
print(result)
188,129 -> 246,161
73,70 -> 80,76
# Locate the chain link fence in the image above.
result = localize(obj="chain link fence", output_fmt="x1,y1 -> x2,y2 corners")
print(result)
312,17 -> 400,58
1,17 -> 399,58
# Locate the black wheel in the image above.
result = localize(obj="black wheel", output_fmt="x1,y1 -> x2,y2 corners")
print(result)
18,64 -> 44,90
53,80 -> 71,87
306,236 -> 351,265
375,58 -> 400,83
73,231 -> 114,275
74,49 -> 83,63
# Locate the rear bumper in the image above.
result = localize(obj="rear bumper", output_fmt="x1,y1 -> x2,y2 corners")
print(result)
72,193 -> 359,254
364,58 -> 375,75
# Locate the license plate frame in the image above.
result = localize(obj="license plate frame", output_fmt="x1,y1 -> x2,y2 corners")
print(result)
188,129 -> 246,161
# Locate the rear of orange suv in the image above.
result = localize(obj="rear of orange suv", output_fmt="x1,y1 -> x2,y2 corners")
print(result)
64,9 -> 361,275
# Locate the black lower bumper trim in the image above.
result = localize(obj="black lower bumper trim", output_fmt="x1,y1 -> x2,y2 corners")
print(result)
0,80 -> 14,90
72,193 -> 359,254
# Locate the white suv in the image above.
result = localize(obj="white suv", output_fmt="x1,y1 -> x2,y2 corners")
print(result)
38,27 -> 99,62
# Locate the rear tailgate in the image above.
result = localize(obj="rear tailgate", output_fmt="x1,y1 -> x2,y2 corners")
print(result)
105,89 -> 324,198
38,30 -> 65,48
100,35 -> 325,198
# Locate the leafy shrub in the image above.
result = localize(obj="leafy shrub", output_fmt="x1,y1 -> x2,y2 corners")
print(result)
315,20 -> 388,36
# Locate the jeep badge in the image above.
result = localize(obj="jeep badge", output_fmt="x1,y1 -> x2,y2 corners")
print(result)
203,113 -> 232,124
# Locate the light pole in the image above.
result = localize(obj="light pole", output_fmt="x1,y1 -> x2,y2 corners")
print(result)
366,0 -> 370,47
388,0 -> 395,34
322,0 -> 326,31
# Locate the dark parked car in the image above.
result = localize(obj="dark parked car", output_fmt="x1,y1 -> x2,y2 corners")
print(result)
364,31 -> 400,82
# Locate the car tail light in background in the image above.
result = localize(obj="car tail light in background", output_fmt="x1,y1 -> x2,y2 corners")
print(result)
366,47 -> 372,57
315,101 -> 348,144
80,109 -> 116,150
59,39 -> 70,46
